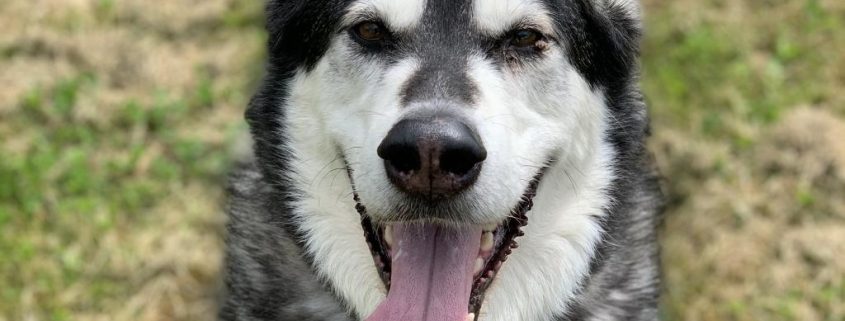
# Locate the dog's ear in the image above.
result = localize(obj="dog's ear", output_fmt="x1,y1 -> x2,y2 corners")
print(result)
556,0 -> 642,90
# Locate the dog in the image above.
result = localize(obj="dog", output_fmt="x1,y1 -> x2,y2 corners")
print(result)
219,0 -> 663,320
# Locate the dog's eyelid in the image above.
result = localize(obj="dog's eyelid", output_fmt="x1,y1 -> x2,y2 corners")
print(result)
477,14 -> 555,38
341,12 -> 383,30
508,20 -> 556,41
494,27 -> 554,53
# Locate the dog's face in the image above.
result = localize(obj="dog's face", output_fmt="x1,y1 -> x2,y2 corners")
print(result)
296,0 -> 609,225
256,0 -> 642,320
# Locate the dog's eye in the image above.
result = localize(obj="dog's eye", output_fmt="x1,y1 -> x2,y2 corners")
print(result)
510,29 -> 542,48
353,21 -> 387,43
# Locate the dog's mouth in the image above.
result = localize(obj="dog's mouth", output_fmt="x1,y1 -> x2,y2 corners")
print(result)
351,170 -> 544,321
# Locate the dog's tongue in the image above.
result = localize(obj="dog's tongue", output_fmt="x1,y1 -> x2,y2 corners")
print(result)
366,224 -> 481,321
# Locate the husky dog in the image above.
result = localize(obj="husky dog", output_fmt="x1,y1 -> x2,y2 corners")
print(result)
220,0 -> 662,320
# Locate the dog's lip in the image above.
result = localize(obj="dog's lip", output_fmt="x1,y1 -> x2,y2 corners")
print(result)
467,170 -> 543,316
347,161 -> 548,319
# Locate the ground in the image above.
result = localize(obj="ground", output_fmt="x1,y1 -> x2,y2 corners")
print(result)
0,0 -> 843,320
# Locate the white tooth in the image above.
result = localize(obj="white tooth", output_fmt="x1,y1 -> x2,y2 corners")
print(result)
384,225 -> 394,247
480,232 -> 494,252
474,257 -> 484,275
483,223 -> 497,232
467,313 -> 476,321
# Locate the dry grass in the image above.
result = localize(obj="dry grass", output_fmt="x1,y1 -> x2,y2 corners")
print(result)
643,0 -> 845,319
1,1 -> 263,320
0,0 -> 843,320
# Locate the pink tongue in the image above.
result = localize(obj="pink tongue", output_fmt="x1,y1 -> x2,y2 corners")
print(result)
366,224 -> 482,321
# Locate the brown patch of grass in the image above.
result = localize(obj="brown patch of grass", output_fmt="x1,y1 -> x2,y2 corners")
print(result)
656,108 -> 845,321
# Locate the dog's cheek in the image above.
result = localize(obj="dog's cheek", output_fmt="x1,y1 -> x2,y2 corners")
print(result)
509,46 -> 608,166
461,56 -> 539,219
316,42 -> 396,146
327,55 -> 423,219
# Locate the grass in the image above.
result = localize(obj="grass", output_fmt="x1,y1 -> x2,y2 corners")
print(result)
0,0 -> 843,320
0,1 -> 264,320
642,0 -> 845,320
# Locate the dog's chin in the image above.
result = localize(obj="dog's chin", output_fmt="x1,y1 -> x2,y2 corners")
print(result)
352,171 -> 544,321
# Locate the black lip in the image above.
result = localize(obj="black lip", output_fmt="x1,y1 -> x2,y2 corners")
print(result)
344,155 -> 550,317
467,170 -> 544,317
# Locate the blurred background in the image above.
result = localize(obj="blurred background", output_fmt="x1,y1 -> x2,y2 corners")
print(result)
0,0 -> 842,320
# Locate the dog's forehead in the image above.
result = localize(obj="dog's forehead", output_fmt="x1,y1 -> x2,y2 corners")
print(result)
473,0 -> 554,35
343,0 -> 427,32
343,0 -> 553,35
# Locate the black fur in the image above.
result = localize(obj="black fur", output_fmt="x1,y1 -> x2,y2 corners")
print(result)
220,0 -> 663,320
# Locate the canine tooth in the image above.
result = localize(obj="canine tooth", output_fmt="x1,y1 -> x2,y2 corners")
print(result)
480,232 -> 494,252
467,313 -> 476,321
384,225 -> 394,247
483,223 -> 497,231
474,258 -> 484,275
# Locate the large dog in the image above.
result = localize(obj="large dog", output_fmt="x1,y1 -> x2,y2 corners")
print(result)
220,0 -> 662,320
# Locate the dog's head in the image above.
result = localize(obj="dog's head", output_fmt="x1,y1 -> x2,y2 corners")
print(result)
250,0 -> 643,320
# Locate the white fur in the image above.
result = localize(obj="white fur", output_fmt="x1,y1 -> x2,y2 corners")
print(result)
344,0 -> 427,31
464,51 -> 615,321
284,39 -> 421,318
472,0 -> 555,36
281,2 -> 616,320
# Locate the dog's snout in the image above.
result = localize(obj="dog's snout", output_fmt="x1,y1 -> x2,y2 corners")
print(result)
378,117 -> 486,200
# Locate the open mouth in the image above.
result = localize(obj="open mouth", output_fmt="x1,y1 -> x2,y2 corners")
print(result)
351,170 -> 545,321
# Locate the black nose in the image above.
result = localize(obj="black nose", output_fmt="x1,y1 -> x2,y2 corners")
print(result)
377,117 -> 487,200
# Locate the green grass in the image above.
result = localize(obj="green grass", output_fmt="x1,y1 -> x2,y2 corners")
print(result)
643,0 -> 844,141
0,1 -> 265,319
643,0 -> 845,320
0,72 -> 237,318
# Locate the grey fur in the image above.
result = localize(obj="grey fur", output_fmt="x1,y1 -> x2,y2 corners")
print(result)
219,164 -> 352,321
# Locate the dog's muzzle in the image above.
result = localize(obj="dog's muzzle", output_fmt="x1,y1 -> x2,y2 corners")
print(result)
377,114 -> 486,201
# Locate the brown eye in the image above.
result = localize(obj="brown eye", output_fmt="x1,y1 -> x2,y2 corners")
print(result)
511,29 -> 542,48
354,21 -> 386,42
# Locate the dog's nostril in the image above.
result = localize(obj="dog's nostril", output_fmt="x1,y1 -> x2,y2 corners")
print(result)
438,121 -> 487,176
382,144 -> 421,173
378,128 -> 423,174
440,144 -> 486,176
